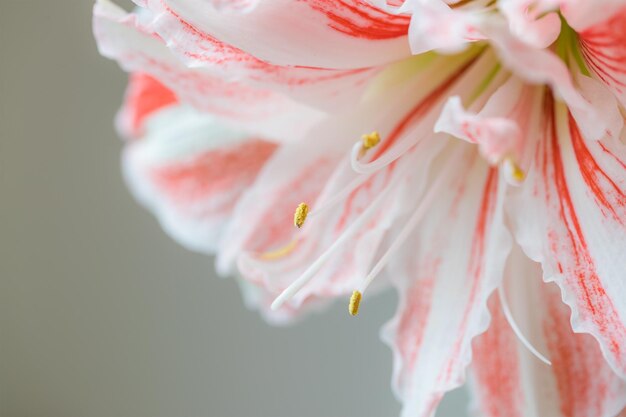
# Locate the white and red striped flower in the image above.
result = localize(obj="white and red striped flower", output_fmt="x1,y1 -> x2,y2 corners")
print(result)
94,0 -> 626,416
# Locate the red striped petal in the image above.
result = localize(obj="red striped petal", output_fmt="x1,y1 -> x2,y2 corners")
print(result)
580,7 -> 626,108
470,250 -> 626,417
508,95 -> 626,379
117,73 -> 178,139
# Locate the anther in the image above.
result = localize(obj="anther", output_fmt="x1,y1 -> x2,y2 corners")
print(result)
349,290 -> 362,316
361,131 -> 381,151
504,157 -> 526,183
294,203 -> 309,228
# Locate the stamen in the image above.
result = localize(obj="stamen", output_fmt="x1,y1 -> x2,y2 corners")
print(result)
350,131 -> 426,175
307,174 -> 373,220
357,147 -> 465,299
498,285 -> 552,366
357,131 -> 382,159
294,203 -> 309,228
271,161 -> 412,311
503,157 -> 526,184
348,290 -> 361,316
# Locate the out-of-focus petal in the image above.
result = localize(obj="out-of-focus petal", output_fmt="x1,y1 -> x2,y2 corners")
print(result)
498,0 -> 561,48
93,0 -> 325,142
561,0 -> 626,31
123,100 -> 276,254
116,73 -> 178,139
485,18 -> 623,142
138,0 -> 411,69
470,248 -> 626,417
381,151 -> 512,417
402,0 -> 486,55
205,0 -> 259,13
579,7 -> 626,108
508,97 -> 626,378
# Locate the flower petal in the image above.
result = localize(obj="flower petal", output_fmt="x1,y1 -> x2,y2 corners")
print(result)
381,152 -> 512,417
435,77 -> 531,164
204,0 -> 259,13
123,100 -> 276,254
485,18 -> 623,141
402,0 -> 486,55
498,0 -> 561,48
130,0 -> 381,109
579,6 -> 626,108
138,0 -> 411,69
116,73 -> 179,139
220,50 -> 499,307
561,0 -> 626,31
508,97 -> 626,378
470,248 -> 626,417
93,0 -> 325,142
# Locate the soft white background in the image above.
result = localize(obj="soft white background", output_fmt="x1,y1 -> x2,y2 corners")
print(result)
0,1 -> 468,416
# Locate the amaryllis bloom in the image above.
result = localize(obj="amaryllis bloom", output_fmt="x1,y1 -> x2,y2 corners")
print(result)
93,0 -> 626,415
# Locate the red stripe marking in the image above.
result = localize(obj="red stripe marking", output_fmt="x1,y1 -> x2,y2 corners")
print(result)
371,57 -> 479,161
542,284 -> 612,417
151,139 -> 276,212
157,0 -> 374,85
396,274 -> 437,382
472,296 -> 523,417
543,97 -> 625,371
569,114 -> 625,225
580,7 -> 626,95
442,166 -> 498,380
301,0 -> 410,40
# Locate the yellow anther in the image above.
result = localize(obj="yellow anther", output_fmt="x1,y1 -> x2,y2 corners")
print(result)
294,202 -> 309,228
348,290 -> 362,316
361,131 -> 381,150
505,157 -> 526,182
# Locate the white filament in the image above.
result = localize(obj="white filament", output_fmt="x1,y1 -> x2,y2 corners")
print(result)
498,285 -> 552,366
308,172 -> 374,220
271,161 -> 413,311
359,148 -> 463,294
350,132 -> 424,175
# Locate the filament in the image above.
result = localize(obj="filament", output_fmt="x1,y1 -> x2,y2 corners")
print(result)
270,161 -> 413,311
358,147 -> 465,297
498,285 -> 552,366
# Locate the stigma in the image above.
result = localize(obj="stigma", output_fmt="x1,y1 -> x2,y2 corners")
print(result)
349,290 -> 362,316
294,202 -> 309,228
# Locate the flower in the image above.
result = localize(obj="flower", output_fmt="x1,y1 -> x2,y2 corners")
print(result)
93,0 -> 626,416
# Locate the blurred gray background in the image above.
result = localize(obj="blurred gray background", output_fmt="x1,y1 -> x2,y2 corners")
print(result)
0,1 -> 467,416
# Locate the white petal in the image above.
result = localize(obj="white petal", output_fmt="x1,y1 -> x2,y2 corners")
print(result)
123,103 -> 276,254
579,7 -> 626,109
93,0 -> 326,142
382,151 -> 512,417
140,0 -> 411,69
508,99 -> 626,378
403,0 -> 485,55
469,247 -> 626,417
485,17 -> 622,141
